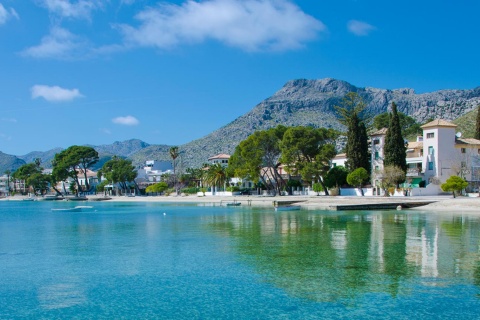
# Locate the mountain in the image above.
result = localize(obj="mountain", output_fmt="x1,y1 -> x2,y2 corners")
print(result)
2,78 -> 479,173
452,107 -> 479,138
0,152 -> 26,173
175,78 -> 480,168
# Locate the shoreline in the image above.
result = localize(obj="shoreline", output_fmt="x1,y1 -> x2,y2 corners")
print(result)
2,194 -> 478,212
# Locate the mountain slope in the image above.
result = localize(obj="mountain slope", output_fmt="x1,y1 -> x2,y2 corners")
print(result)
176,78 -> 480,168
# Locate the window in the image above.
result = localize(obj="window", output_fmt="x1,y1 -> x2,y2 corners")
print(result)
375,151 -> 379,160
333,163 -> 337,167
428,162 -> 434,170
373,139 -> 380,145
427,132 -> 434,139
461,148 -> 466,154
428,146 -> 434,155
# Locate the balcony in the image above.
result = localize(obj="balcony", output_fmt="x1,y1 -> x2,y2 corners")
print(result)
406,168 -> 423,177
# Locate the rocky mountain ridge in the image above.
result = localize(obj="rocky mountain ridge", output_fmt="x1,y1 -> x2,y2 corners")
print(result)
1,78 -> 479,173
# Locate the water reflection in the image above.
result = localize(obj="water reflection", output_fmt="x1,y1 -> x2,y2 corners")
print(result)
208,210 -> 480,302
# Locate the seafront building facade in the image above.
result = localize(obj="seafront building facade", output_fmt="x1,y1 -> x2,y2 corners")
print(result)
370,119 -> 480,195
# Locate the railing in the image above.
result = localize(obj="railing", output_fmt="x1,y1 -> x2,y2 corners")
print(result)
406,168 -> 423,176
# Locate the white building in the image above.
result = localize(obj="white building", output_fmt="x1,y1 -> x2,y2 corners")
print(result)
136,160 -> 173,184
370,119 -> 480,195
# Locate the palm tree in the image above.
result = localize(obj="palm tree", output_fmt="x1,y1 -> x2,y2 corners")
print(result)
169,146 -> 180,194
205,163 -> 228,195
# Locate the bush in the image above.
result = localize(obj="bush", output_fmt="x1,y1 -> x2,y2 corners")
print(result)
226,186 -> 240,192
181,187 -> 200,194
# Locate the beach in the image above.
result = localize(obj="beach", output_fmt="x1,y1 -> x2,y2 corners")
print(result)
2,193 -> 478,212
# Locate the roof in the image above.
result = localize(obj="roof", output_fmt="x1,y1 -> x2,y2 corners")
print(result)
333,153 -> 347,159
370,128 -> 388,136
421,119 -> 457,129
455,138 -> 480,146
208,153 -> 231,160
407,141 -> 423,149
76,169 -> 97,178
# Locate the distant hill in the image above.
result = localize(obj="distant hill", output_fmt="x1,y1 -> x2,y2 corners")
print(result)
174,78 -> 480,168
453,107 -> 479,138
2,78 -> 479,173
0,152 -> 26,173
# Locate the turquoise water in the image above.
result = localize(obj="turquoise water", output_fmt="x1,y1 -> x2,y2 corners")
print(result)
1,201 -> 479,319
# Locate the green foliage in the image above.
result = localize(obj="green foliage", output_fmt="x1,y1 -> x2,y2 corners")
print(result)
27,173 -> 50,195
181,187 -> 200,194
95,180 -> 109,192
476,105 -> 480,140
146,182 -> 169,193
373,111 -> 422,138
324,166 -> 348,189
226,186 -> 240,192
205,163 -> 229,191
347,167 -> 369,188
379,165 -> 406,195
312,182 -> 324,194
52,145 -> 99,193
384,102 -> 407,173
228,127 -> 285,194
280,126 -> 337,192
335,92 -> 370,173
441,176 -> 468,198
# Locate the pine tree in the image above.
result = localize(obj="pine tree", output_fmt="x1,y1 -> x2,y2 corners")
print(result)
336,92 -> 370,173
384,102 -> 407,173
475,105 -> 480,140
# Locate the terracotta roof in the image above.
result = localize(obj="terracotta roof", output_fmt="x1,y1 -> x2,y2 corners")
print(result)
333,153 -> 347,159
421,119 -> 457,129
370,128 -> 388,136
208,153 -> 231,160
407,141 -> 423,149
455,138 -> 480,146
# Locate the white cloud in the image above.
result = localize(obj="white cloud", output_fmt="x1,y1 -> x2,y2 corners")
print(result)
21,26 -> 88,59
112,115 -> 139,126
347,20 -> 376,36
31,85 -> 84,102
118,0 -> 325,52
0,4 -> 19,25
36,0 -> 102,20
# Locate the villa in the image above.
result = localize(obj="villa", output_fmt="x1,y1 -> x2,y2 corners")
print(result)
370,119 -> 480,196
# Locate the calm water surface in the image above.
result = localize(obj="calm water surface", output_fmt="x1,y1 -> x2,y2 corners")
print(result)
1,201 -> 479,319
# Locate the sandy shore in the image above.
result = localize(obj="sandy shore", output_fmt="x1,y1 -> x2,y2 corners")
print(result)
2,193 -> 479,212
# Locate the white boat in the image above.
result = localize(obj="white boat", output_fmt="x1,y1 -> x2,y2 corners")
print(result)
51,206 -> 93,212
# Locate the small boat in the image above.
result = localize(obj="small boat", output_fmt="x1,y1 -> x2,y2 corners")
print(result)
225,202 -> 241,207
23,197 -> 36,201
274,205 -> 301,211
64,196 -> 88,201
51,206 -> 93,212
52,207 -> 82,212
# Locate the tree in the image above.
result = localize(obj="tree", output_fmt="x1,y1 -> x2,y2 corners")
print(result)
280,126 -> 337,195
52,146 -> 99,195
98,157 -> 138,195
228,126 -> 287,195
384,102 -> 407,177
346,167 -> 369,196
373,111 -> 422,138
12,163 -> 44,194
4,170 -> 11,195
170,146 -> 180,194
441,175 -> 468,198
205,163 -> 228,194
475,105 -> 480,140
378,165 -> 406,196
324,166 -> 348,190
146,182 -> 169,194
335,92 -> 370,174
27,173 -> 50,195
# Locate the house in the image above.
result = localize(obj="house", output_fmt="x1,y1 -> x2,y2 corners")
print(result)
370,119 -> 480,195
208,154 -> 230,166
331,153 -> 347,168
136,160 -> 173,184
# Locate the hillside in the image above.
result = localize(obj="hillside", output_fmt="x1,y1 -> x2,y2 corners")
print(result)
176,78 -> 480,168
2,78 -> 479,173
453,107 -> 479,138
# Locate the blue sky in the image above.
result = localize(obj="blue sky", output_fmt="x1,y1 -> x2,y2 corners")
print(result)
0,0 -> 479,156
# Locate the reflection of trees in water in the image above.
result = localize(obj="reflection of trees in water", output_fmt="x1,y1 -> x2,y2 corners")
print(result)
208,210 -> 480,302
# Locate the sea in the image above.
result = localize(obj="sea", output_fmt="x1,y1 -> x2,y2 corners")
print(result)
1,201 -> 479,319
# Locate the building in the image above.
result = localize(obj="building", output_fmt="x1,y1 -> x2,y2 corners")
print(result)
370,119 -> 480,195
208,154 -> 230,166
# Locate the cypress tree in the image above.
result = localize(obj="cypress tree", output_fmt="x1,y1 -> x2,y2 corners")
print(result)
384,102 -> 407,173
336,92 -> 370,173
475,105 -> 480,140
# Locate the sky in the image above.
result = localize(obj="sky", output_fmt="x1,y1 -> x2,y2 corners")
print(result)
0,0 -> 479,156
